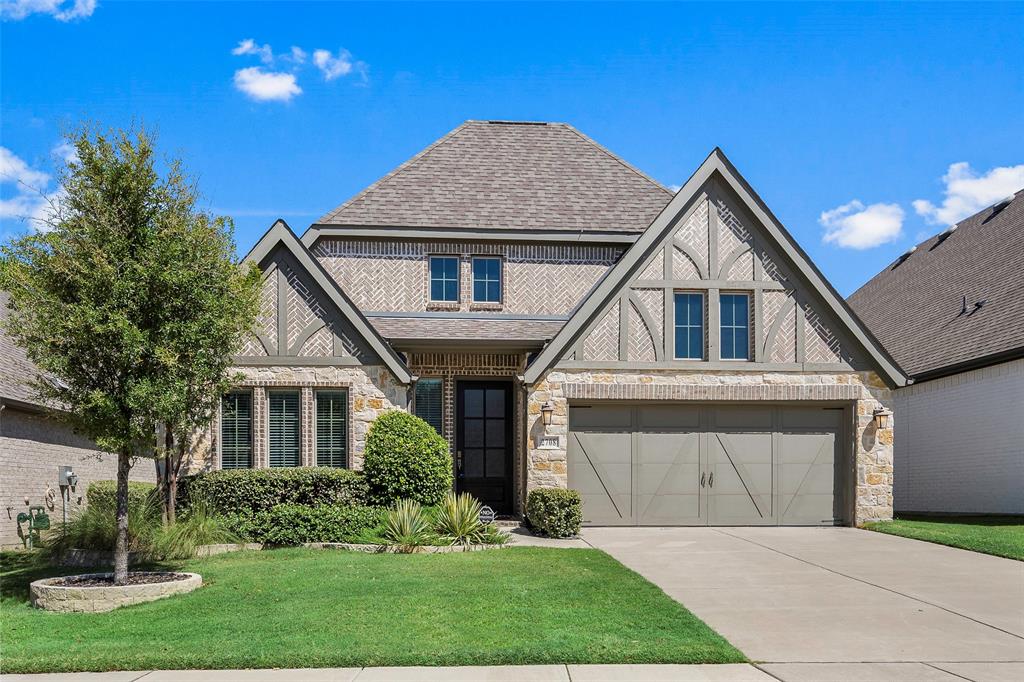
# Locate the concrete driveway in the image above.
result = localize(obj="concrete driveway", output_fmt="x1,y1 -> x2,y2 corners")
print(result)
583,527 -> 1024,679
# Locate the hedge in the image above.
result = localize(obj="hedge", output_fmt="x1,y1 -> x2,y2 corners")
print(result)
526,488 -> 582,538
363,411 -> 453,506
179,467 -> 368,516
227,504 -> 385,545
86,481 -> 158,512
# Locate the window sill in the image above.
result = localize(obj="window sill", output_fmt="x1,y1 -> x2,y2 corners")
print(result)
427,301 -> 461,311
469,302 -> 504,311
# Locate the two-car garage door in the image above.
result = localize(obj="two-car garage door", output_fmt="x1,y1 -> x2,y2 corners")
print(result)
567,404 -> 848,526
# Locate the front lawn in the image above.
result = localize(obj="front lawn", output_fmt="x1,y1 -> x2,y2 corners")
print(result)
0,547 -> 744,673
863,515 -> 1024,560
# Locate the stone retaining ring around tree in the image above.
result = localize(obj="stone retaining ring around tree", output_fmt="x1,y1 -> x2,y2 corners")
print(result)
30,572 -> 202,613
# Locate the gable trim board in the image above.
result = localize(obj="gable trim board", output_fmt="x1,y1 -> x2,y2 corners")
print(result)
523,149 -> 908,388
302,226 -> 640,247
240,220 -> 413,384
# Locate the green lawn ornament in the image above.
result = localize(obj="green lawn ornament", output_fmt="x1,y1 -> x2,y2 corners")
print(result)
16,506 -> 50,548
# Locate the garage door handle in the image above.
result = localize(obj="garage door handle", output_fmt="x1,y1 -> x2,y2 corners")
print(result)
700,472 -> 705,488
708,472 -> 714,488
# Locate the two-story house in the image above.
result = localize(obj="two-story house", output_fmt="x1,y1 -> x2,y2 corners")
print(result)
195,120 -> 904,526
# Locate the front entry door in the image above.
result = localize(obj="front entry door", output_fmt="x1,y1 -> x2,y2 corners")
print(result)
456,381 -> 513,514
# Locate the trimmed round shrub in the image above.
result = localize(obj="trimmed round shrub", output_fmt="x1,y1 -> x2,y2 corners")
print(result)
178,467 -> 368,516
526,488 -> 582,538
234,504 -> 384,545
363,411 -> 453,506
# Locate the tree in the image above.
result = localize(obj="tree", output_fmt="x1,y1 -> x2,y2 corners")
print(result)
0,125 -> 259,582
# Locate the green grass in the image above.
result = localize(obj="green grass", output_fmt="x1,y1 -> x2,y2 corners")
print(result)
863,515 -> 1024,560
0,547 -> 744,673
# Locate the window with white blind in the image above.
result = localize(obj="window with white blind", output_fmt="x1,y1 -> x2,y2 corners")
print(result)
221,391 -> 253,469
268,391 -> 301,467
315,390 -> 348,468
414,378 -> 444,436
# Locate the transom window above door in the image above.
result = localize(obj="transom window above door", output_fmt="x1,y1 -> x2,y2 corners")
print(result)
429,256 -> 460,302
720,293 -> 751,360
472,257 -> 502,303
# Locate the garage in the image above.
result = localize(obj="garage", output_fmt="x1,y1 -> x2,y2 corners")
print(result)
567,403 -> 849,526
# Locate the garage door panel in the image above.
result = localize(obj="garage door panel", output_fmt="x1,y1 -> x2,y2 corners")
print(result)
636,431 -> 703,525
569,405 -> 633,429
637,405 -> 701,429
568,431 -> 633,525
708,431 -> 775,525
780,431 -> 842,525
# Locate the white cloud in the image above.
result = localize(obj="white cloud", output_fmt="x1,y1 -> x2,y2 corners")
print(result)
667,184 -> 681,193
233,67 -> 302,102
820,200 -> 904,250
913,162 -> 1024,225
0,146 -> 51,188
1,0 -> 95,21
0,146 -> 63,231
313,48 -> 360,81
287,46 -> 307,64
231,38 -> 274,65
52,141 -> 78,164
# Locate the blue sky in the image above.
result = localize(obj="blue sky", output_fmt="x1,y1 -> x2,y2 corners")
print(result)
2,1 -> 1022,295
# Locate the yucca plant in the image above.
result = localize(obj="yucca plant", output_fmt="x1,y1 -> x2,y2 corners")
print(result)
434,492 -> 486,546
382,499 -> 432,552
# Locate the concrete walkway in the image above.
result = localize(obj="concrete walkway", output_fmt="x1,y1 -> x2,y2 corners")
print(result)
583,526 -> 1024,679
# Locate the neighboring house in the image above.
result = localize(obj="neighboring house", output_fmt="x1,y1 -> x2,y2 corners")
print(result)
848,191 -> 1024,515
188,120 -> 904,526
0,292 -> 156,548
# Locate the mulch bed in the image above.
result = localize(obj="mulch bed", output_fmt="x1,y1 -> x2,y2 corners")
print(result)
51,573 -> 189,588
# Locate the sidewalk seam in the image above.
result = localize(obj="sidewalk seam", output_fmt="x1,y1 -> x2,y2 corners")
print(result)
713,528 -> 1024,642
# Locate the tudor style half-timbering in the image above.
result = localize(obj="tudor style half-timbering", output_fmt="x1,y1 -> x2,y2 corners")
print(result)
198,122 -> 903,526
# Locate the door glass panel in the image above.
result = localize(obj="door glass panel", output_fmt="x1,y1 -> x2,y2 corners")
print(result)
464,449 -> 484,477
485,389 -> 505,417
485,419 -> 505,447
464,389 -> 484,417
464,419 -> 484,447
485,449 -> 505,478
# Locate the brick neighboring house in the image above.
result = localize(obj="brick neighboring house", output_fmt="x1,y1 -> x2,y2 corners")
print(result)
0,293 -> 155,548
848,191 -> 1023,515
192,120 -> 905,526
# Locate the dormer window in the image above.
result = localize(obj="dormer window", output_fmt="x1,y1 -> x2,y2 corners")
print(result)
472,257 -> 502,303
429,256 -> 460,302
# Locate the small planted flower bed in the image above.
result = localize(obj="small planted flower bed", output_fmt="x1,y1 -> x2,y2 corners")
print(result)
31,571 -> 201,613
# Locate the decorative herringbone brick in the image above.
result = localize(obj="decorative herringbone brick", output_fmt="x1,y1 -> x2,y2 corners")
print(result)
675,196 -> 709,273
805,306 -> 842,363
627,300 -> 656,362
582,300 -> 620,361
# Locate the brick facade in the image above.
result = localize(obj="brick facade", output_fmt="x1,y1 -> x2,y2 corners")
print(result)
0,406 -> 156,548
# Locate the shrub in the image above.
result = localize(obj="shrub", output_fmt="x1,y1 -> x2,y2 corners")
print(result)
526,488 -> 582,538
46,491 -> 162,557
363,411 -> 453,506
434,492 -> 485,546
86,480 -> 158,511
239,504 -> 385,545
179,467 -> 369,515
382,499 -> 433,551
150,498 -> 240,559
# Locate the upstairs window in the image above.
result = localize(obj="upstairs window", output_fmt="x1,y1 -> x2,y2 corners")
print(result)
315,390 -> 347,468
220,391 -> 253,469
414,378 -> 444,436
429,256 -> 459,302
472,257 -> 502,303
268,391 -> 301,467
674,293 -> 704,360
720,293 -> 750,360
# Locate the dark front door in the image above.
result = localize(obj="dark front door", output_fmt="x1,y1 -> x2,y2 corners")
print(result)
456,381 -> 512,514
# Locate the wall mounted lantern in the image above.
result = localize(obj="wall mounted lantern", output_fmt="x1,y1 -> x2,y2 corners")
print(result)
540,401 -> 555,427
872,407 -> 893,430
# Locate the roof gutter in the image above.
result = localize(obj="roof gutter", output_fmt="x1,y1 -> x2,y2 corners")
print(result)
909,345 -> 1024,384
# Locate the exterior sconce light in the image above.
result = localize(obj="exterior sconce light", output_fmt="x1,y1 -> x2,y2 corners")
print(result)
872,407 -> 892,430
540,401 -> 555,427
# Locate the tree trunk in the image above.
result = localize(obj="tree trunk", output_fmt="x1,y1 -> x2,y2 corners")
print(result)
113,450 -> 132,585
163,422 -> 174,525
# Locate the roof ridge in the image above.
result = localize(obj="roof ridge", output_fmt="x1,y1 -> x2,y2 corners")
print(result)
560,123 -> 674,196
316,121 -> 474,224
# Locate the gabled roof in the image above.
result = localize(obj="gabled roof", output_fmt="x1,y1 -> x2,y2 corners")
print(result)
367,314 -> 564,349
524,148 -> 907,387
314,120 -> 673,234
848,190 -> 1023,380
243,221 -> 412,384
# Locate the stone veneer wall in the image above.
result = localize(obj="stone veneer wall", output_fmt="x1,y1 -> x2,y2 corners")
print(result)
190,365 -> 406,473
526,369 -> 894,524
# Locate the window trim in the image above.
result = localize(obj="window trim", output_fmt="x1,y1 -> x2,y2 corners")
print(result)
673,291 -> 705,360
220,390 -> 253,470
719,292 -> 752,361
470,256 -> 503,305
314,389 -> 348,468
428,255 -> 461,303
267,389 -> 302,468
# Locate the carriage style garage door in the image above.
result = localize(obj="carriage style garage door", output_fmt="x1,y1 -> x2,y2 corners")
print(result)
567,403 -> 848,526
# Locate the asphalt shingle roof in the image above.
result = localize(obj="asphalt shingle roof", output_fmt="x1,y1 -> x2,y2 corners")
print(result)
367,315 -> 564,345
317,120 -> 673,233
847,190 -> 1024,379
0,292 -> 45,406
